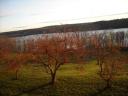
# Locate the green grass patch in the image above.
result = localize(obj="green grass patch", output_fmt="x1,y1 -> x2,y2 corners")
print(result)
0,61 -> 128,96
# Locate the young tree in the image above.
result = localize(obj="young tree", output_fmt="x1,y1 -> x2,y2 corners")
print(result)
0,37 -> 16,70
90,32 -> 124,88
7,53 -> 32,80
99,52 -> 123,88
26,35 -> 70,85
0,36 -> 33,79
25,31 -> 87,85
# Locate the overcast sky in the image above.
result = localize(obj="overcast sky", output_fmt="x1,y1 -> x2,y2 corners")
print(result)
0,0 -> 128,32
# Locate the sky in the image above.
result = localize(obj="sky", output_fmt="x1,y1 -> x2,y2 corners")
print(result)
0,0 -> 128,32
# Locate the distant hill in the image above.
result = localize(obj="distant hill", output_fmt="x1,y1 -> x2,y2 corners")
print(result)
0,18 -> 128,37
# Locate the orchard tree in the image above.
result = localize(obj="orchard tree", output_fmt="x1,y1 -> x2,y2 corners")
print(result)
90,32 -> 125,88
26,32 -> 86,85
99,52 -> 123,88
0,36 -> 33,80
26,35 -> 70,85
7,53 -> 33,80
0,37 -> 16,69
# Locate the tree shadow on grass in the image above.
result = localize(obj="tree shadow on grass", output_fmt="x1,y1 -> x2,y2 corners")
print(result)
14,82 -> 51,96
89,87 -> 111,96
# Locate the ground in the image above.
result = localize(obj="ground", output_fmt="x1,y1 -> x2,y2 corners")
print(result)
0,61 -> 128,96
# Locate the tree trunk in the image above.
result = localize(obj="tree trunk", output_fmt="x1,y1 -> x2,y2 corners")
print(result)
50,71 -> 56,85
100,63 -> 103,73
97,58 -> 100,65
15,69 -> 18,80
13,70 -> 18,80
106,79 -> 112,88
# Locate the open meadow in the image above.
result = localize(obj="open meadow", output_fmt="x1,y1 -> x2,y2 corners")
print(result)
0,60 -> 128,96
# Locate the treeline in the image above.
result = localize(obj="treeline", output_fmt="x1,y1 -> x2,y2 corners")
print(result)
14,30 -> 128,53
0,18 -> 128,37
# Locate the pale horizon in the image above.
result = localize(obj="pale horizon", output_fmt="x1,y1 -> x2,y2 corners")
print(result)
0,0 -> 128,33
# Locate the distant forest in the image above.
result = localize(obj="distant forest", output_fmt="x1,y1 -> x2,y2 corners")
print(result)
0,18 -> 128,37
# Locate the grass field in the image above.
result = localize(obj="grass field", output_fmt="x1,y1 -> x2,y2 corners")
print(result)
0,61 -> 128,96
